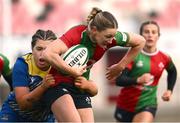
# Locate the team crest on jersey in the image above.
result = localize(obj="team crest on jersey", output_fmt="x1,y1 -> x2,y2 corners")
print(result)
136,60 -> 143,67
158,62 -> 164,70
30,77 -> 36,83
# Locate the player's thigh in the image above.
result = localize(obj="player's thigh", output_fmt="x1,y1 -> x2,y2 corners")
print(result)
72,93 -> 93,122
133,106 -> 157,122
133,111 -> 154,122
51,94 -> 81,122
78,108 -> 94,122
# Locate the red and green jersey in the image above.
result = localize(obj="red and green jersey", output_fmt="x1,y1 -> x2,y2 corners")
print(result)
0,53 -> 11,77
116,50 -> 173,112
49,25 -> 129,85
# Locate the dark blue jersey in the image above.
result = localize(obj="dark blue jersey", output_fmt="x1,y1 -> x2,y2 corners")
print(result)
0,53 -> 54,122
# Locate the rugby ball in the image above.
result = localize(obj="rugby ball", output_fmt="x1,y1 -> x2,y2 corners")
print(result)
62,44 -> 89,68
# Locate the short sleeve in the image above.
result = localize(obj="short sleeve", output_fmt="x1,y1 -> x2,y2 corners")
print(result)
12,58 -> 29,87
60,25 -> 86,48
114,31 -> 130,46
165,55 -> 175,71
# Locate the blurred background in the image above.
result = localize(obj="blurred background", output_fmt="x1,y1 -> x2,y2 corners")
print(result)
0,0 -> 180,122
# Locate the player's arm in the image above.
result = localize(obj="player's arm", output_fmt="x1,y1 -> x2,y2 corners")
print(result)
75,76 -> 98,96
13,59 -> 54,110
15,74 -> 55,110
106,32 -> 145,80
116,68 -> 152,86
119,32 -> 145,69
166,62 -> 177,92
42,39 -> 85,77
161,61 -> 177,101
116,68 -> 137,86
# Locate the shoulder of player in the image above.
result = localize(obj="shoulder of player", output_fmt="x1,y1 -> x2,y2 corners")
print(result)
0,53 -> 9,61
15,53 -> 32,66
152,50 -> 174,64
0,53 -> 10,67
69,24 -> 87,32
60,25 -> 87,47
158,50 -> 171,58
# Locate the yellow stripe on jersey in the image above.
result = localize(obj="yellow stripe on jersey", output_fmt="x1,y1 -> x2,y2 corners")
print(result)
22,54 -> 50,78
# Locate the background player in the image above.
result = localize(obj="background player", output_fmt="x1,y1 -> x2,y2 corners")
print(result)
114,20 -> 177,122
0,29 -> 57,122
0,53 -> 12,91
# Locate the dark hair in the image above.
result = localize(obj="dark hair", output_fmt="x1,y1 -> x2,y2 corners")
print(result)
140,20 -> 160,36
86,7 -> 118,31
31,29 -> 57,49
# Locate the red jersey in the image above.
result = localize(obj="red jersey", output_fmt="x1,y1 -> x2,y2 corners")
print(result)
50,25 -> 129,85
0,56 -> 4,73
117,50 -> 173,112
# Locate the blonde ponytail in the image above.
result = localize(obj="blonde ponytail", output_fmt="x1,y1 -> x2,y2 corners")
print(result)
86,7 -> 118,31
86,7 -> 102,24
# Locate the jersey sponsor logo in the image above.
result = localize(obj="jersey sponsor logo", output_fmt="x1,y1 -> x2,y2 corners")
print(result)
121,32 -> 127,42
136,60 -> 143,67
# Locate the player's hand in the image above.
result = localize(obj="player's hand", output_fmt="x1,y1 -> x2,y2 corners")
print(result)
162,90 -> 172,101
72,65 -> 87,78
41,74 -> 55,89
74,76 -> 88,89
137,73 -> 153,85
106,64 -> 124,81
75,76 -> 98,96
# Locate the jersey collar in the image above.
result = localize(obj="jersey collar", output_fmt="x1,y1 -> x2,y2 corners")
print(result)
141,49 -> 159,56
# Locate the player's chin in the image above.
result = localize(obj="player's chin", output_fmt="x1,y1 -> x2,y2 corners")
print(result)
99,44 -> 107,49
37,63 -> 50,70
162,97 -> 170,101
146,43 -> 154,47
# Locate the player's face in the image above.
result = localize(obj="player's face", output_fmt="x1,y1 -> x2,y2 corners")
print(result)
142,24 -> 159,48
32,39 -> 52,71
91,28 -> 117,49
